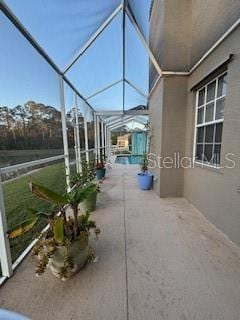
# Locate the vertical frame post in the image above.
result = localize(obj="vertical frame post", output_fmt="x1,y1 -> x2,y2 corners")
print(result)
108,128 -> 112,156
83,103 -> 89,163
122,0 -> 126,112
101,121 -> 105,158
108,127 -> 111,157
72,107 -> 79,174
59,76 -> 71,192
97,116 -> 101,160
104,123 -> 108,157
73,121 -> 78,170
0,171 -> 13,277
109,128 -> 112,150
94,112 -> 98,160
74,93 -> 82,173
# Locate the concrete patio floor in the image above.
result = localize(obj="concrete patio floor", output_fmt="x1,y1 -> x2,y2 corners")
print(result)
1,164 -> 240,320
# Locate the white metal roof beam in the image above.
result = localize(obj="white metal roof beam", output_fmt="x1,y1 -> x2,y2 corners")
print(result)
104,116 -> 121,123
63,3 -> 123,74
125,5 -> 162,77
0,0 -> 96,114
108,117 -> 136,129
125,79 -> 148,98
124,109 -> 149,115
95,111 -> 124,116
108,115 -> 148,129
96,109 -> 148,116
86,78 -> 147,106
108,116 -> 135,127
86,79 -> 123,100
109,118 -> 145,130
107,115 -> 134,127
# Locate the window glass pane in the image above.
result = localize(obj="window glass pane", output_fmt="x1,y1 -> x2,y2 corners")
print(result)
196,144 -> 204,161
197,107 -> 204,124
205,102 -> 214,122
216,98 -> 225,120
213,144 -> 221,165
215,123 -> 223,143
204,144 -> 213,162
195,73 -> 226,167
197,127 -> 204,143
205,125 -> 214,143
206,81 -> 216,102
217,73 -> 227,97
198,88 -> 205,106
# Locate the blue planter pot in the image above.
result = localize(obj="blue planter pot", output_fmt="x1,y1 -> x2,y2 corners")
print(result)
137,173 -> 153,190
96,168 -> 106,180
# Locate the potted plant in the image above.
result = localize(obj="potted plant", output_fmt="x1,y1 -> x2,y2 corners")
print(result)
137,122 -> 154,190
137,153 -> 153,190
95,150 -> 106,180
71,160 -> 100,214
8,181 -> 100,280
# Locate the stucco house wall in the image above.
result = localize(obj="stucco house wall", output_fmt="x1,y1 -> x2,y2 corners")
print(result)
184,27 -> 240,245
149,0 -> 240,244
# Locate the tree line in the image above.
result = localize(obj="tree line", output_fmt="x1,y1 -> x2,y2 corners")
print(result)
0,101 -> 87,150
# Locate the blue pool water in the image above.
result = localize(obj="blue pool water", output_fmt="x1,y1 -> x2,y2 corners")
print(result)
115,155 -> 143,165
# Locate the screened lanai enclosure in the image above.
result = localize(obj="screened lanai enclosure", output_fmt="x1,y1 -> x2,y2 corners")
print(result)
0,0 -> 160,283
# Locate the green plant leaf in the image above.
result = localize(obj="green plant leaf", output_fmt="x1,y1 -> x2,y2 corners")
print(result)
8,217 -> 38,239
53,217 -> 64,244
29,181 -> 67,206
26,208 -> 40,215
26,207 -> 52,218
68,183 -> 97,207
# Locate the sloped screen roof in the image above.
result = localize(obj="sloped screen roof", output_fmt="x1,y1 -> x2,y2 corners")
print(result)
2,0 -> 152,113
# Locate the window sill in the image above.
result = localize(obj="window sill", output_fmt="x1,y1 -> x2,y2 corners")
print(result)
194,161 -> 224,174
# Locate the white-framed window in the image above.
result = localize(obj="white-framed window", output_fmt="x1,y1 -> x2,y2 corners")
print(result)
194,72 -> 227,167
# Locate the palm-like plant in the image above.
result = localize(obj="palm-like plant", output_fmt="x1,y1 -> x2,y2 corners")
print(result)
8,181 -> 100,278
96,148 -> 105,169
66,183 -> 98,239
140,153 -> 148,173
70,160 -> 96,188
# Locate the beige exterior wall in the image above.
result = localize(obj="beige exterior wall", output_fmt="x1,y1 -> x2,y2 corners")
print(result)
184,27 -> 240,245
190,0 -> 240,65
150,0 -> 191,72
150,77 -> 187,197
149,79 -> 163,196
149,0 -> 240,244
150,0 -> 240,71
161,77 -> 188,197
116,134 -> 130,148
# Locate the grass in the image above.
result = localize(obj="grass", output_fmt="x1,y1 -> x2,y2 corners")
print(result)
3,162 -> 67,263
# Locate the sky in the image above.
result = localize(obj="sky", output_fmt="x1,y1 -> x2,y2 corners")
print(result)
0,0 -> 151,113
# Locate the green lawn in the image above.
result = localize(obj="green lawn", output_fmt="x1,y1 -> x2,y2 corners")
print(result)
3,162 -> 67,263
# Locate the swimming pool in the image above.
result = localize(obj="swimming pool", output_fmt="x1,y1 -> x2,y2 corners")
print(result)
115,155 -> 143,165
